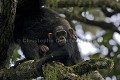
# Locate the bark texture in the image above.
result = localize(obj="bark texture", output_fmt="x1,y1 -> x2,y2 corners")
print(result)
0,0 -> 17,69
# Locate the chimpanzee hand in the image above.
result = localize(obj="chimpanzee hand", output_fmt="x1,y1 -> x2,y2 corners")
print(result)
39,45 -> 49,54
36,50 -> 68,77
36,57 -> 46,77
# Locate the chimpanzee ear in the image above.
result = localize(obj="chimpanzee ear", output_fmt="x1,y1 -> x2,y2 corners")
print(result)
69,29 -> 77,40
48,33 -> 53,40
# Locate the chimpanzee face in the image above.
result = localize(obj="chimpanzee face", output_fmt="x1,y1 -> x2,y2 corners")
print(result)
51,26 -> 67,46
55,29 -> 67,46
48,25 -> 77,47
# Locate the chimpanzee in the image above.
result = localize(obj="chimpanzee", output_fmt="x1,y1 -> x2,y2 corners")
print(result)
48,24 -> 80,66
14,7 -> 60,59
13,0 -> 81,77
35,19 -> 81,76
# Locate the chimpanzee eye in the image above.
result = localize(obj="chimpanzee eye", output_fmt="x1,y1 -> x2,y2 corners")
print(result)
61,31 -> 67,36
55,32 -> 61,37
55,30 -> 67,37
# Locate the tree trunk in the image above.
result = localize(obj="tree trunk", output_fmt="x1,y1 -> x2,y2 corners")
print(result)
0,0 -> 17,69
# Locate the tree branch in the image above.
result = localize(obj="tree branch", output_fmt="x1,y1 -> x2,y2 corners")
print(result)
79,16 -> 120,34
0,58 -> 114,80
101,8 -> 119,17
58,8 -> 120,34
47,0 -> 120,11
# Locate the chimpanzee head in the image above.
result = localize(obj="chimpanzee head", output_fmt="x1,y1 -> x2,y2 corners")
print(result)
48,26 -> 67,47
54,26 -> 67,46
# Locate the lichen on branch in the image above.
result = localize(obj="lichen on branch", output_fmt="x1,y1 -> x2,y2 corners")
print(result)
0,58 -> 114,80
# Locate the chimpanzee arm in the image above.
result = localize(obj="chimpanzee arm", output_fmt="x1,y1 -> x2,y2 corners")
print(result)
36,49 -> 69,77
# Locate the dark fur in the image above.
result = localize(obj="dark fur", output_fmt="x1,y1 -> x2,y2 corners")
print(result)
49,28 -> 81,66
36,32 -> 81,76
14,0 -> 81,76
14,7 -> 61,59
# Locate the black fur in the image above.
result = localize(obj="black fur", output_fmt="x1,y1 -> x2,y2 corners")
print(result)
14,0 -> 81,76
